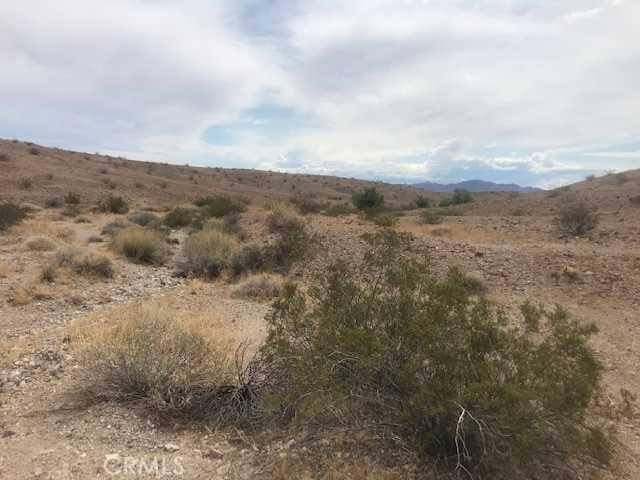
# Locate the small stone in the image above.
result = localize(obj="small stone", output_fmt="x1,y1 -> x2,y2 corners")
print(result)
164,443 -> 181,452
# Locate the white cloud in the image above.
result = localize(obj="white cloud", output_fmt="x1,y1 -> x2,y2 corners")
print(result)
0,0 -> 639,186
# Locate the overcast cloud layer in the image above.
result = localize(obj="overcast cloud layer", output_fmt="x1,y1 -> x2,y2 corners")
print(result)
1,0 -> 639,187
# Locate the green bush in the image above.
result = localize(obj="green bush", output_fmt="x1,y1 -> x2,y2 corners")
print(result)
440,188 -> 473,207
45,197 -> 63,208
113,227 -> 168,264
194,195 -> 246,218
372,213 -> 398,227
98,195 -> 129,214
231,244 -> 267,276
64,192 -> 81,205
164,206 -> 199,228
178,230 -> 239,279
265,211 -> 310,273
415,195 -> 432,208
420,210 -> 444,225
558,200 -> 598,236
291,196 -> 324,215
0,203 -> 27,232
351,187 -> 384,211
262,230 -> 610,478
128,211 -> 159,227
324,203 -> 355,216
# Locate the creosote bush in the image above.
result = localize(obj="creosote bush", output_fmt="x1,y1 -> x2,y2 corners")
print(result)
439,188 -> 473,207
178,230 -> 239,279
194,195 -> 246,218
415,195 -> 432,208
128,211 -> 159,227
261,229 -> 611,478
0,203 -> 27,232
265,210 -> 311,273
113,227 -> 168,264
164,206 -> 199,228
98,195 -> 129,214
420,209 -> 443,225
558,199 -> 598,236
351,187 -> 384,212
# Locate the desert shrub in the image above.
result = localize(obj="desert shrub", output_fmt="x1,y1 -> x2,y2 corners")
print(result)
232,274 -> 282,301
74,216 -> 91,224
372,213 -> 398,227
586,174 -> 596,182
56,248 -> 113,278
29,147 -> 40,155
324,203 -> 355,216
265,213 -> 310,273
40,263 -> 58,283
0,152 -> 9,162
615,172 -> 629,185
420,209 -> 443,225
0,203 -> 27,232
45,197 -> 63,208
261,230 -> 610,478
88,235 -> 104,243
217,211 -> 245,239
291,196 -> 324,215
128,211 -> 159,227
178,230 -> 239,279
64,192 -> 81,204
440,188 -> 473,207
163,206 -> 198,228
19,178 -> 33,190
352,187 -> 384,211
27,237 -> 56,252
75,302 -> 260,423
630,195 -> 640,207
98,195 -> 129,214
415,195 -> 431,208
558,200 -> 598,236
101,220 -> 129,237
62,205 -> 81,217
113,227 -> 168,264
231,244 -> 267,276
194,195 -> 246,218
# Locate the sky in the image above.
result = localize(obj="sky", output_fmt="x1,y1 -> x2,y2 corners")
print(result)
1,0 -> 639,188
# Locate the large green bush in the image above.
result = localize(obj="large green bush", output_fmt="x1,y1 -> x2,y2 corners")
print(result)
0,203 -> 27,232
558,199 -> 598,236
262,230 -> 610,478
351,187 -> 384,211
194,195 -> 246,218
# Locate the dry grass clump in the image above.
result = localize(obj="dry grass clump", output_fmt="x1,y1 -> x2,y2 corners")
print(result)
232,274 -> 283,301
75,302 -> 261,423
0,263 -> 9,278
178,230 -> 239,279
56,247 -> 114,278
11,287 -> 31,306
26,237 -> 56,252
420,209 -> 444,225
113,227 -> 168,264
97,194 -> 129,214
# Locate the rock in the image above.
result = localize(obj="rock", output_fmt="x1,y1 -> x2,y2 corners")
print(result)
164,443 -> 181,452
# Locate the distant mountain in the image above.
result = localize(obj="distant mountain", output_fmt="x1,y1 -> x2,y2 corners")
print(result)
413,179 -> 542,193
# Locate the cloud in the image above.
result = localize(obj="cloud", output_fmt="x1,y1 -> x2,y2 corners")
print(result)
0,0 -> 639,187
